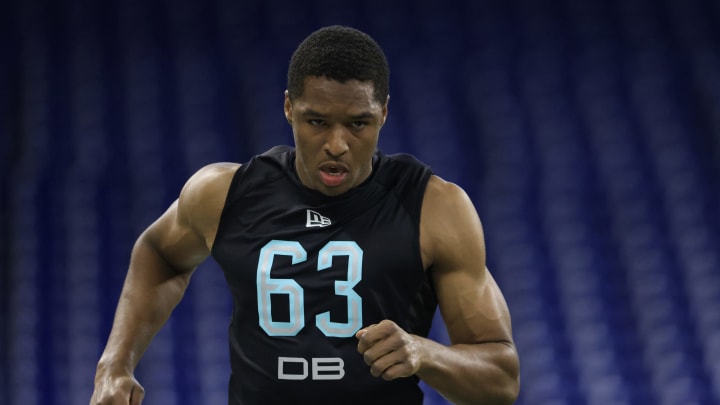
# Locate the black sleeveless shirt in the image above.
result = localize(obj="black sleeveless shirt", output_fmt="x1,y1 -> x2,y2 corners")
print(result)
212,146 -> 436,405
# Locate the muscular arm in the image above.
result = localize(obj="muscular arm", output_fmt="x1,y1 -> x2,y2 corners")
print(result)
356,176 -> 519,405
91,163 -> 238,404
416,176 -> 519,404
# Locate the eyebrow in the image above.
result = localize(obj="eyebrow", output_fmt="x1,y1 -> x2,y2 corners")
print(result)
301,109 -> 375,120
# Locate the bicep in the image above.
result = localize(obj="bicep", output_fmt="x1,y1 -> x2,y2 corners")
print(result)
424,178 -> 513,345
139,162 -> 237,273
140,200 -> 211,273
433,265 -> 513,345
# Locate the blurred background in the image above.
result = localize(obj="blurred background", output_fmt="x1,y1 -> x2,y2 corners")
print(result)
2,0 -> 720,404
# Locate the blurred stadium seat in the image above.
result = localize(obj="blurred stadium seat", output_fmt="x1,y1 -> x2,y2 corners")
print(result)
3,0 -> 720,404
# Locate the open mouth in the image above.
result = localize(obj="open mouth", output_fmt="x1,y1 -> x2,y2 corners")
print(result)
326,166 -> 343,175
319,162 -> 349,187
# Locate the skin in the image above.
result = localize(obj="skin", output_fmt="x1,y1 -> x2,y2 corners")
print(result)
90,76 -> 520,404
357,176 -> 520,404
286,77 -> 387,196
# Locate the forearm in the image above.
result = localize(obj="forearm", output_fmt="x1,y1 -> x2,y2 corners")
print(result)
96,235 -> 193,375
416,338 -> 519,405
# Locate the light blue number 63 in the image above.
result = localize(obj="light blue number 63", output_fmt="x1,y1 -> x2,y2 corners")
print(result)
256,240 -> 363,337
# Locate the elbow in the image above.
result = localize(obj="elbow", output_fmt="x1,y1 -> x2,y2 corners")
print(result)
499,345 -> 521,405
498,374 -> 520,405
483,342 -> 521,405
453,342 -> 520,405
469,368 -> 519,405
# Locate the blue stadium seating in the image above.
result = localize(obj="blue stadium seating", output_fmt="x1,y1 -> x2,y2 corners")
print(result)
3,0 -> 720,404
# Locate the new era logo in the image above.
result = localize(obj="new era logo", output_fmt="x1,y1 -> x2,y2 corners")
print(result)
306,210 -> 331,228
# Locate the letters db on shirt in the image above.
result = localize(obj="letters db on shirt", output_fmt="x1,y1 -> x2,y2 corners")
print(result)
277,356 -> 345,380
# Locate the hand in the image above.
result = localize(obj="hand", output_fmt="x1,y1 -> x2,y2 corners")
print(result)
90,371 -> 145,405
355,319 -> 424,380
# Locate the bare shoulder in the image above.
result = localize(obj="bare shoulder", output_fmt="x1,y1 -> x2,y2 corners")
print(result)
422,175 -> 481,232
422,175 -> 474,211
182,162 -> 240,195
420,175 -> 485,270
178,162 -> 241,246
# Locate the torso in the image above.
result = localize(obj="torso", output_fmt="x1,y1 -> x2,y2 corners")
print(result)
210,146 -> 435,404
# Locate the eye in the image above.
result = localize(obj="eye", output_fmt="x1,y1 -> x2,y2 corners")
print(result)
308,119 -> 325,126
350,121 -> 368,129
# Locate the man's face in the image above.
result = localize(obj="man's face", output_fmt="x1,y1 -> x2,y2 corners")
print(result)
285,76 -> 388,196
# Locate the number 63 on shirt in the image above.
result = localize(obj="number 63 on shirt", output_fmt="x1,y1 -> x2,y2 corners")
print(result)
256,240 -> 364,337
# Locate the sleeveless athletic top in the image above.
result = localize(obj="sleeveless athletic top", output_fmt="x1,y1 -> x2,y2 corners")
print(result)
212,146 -> 436,405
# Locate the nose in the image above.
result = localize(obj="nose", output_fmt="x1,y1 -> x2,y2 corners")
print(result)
324,125 -> 349,158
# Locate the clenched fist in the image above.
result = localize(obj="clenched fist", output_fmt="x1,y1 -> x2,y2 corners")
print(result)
90,371 -> 145,405
356,319 -> 425,380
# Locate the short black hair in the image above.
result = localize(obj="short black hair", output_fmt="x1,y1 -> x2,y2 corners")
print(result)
287,25 -> 389,104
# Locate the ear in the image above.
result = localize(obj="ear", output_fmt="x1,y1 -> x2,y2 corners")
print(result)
284,90 -> 292,124
380,95 -> 390,126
